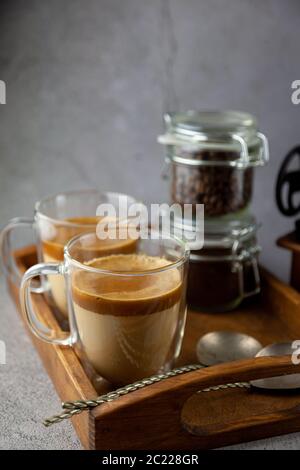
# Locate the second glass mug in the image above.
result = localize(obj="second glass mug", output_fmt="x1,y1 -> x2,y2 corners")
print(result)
20,230 -> 189,386
1,189 -> 138,318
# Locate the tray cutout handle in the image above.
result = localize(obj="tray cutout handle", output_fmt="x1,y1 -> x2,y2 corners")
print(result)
180,355 -> 300,438
181,386 -> 300,438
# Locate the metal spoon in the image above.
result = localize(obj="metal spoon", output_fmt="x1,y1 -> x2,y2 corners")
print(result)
250,342 -> 300,389
197,334 -> 300,390
196,331 -> 263,366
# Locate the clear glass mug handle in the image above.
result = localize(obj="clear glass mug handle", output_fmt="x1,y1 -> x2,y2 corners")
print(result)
20,262 -> 73,346
1,217 -> 44,293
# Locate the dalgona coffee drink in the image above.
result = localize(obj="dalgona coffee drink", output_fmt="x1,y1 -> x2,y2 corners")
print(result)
20,230 -> 189,386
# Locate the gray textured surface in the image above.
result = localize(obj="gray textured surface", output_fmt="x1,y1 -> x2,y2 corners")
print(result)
0,278 -> 81,449
0,0 -> 300,450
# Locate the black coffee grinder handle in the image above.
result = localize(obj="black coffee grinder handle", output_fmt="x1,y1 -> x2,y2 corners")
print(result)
276,146 -> 300,240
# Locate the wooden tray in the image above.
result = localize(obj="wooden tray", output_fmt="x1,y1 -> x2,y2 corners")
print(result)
8,246 -> 300,450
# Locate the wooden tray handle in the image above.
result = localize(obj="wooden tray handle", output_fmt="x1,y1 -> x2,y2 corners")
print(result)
180,354 -> 300,437
182,354 -> 300,392
158,355 -> 300,403
98,355 -> 300,417
182,392 -> 300,438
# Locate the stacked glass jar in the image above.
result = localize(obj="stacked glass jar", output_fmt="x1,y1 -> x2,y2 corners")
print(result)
158,110 -> 269,312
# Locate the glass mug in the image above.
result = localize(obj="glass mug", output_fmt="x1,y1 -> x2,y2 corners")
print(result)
1,189 -> 138,318
20,230 -> 189,386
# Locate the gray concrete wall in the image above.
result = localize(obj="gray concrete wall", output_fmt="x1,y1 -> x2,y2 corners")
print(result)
1,0 -> 300,280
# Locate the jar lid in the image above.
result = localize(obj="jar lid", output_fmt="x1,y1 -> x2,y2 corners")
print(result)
171,213 -> 259,251
203,217 -> 259,248
158,110 -> 269,168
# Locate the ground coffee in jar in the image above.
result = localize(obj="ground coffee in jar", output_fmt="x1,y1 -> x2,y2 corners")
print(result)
173,217 -> 261,312
159,111 -> 269,221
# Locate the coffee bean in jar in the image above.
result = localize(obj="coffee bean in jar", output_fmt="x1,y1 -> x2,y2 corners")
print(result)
159,110 -> 269,221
